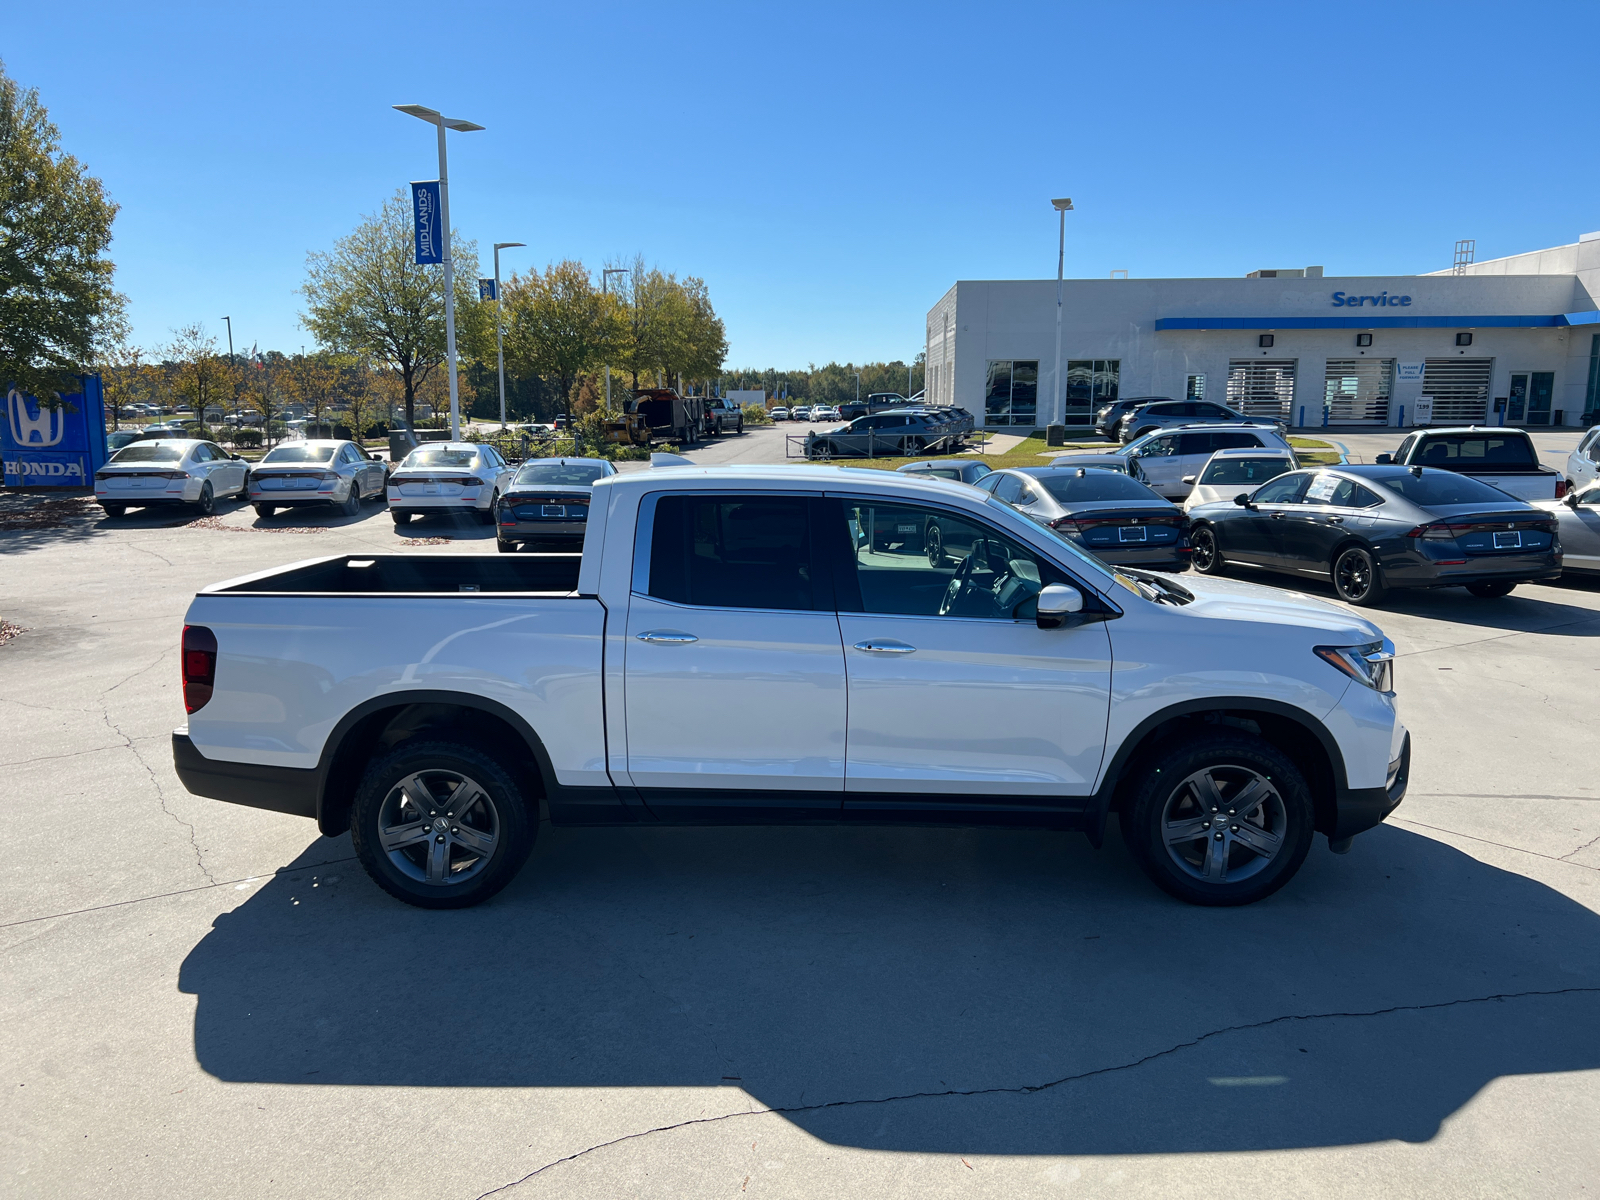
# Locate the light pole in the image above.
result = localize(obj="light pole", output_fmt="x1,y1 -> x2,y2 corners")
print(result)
393,104 -> 484,441
221,315 -> 234,434
1050,197 -> 1074,437
602,268 -> 629,409
853,371 -> 861,405
492,242 -> 524,431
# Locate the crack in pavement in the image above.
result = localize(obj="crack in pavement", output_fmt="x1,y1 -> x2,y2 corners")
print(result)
1409,792 -> 1600,802
97,649 -> 216,884
471,986 -> 1600,1198
2,744 -> 127,770
1560,831 -> 1600,862
0,855 -> 360,932
1393,816 -> 1600,873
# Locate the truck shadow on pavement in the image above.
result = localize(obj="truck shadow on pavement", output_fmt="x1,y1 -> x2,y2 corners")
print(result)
179,822 -> 1600,1155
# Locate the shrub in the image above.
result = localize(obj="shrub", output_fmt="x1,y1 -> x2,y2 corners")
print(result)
741,403 -> 774,426
233,427 -> 263,448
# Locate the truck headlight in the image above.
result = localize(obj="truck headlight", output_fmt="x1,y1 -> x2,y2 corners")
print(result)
1315,639 -> 1394,692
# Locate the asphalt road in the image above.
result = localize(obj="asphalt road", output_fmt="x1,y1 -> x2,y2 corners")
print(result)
4,431 -> 1599,1199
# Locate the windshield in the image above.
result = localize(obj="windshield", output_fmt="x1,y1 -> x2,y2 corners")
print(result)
1035,471 -> 1159,502
1378,472 -> 1516,506
262,445 -> 337,463
1199,456 -> 1294,485
109,444 -> 182,463
514,462 -> 607,487
403,448 -> 478,469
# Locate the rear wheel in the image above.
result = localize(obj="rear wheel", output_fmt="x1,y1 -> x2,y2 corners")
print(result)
349,739 -> 536,909
496,537 -> 517,553
254,504 -> 276,519
1189,525 -> 1226,575
339,482 -> 361,517
1119,733 -> 1314,906
101,503 -> 126,518
392,509 -> 413,526
1466,580 -> 1516,599
926,522 -> 947,567
193,482 -> 215,516
1331,545 -> 1387,606
479,491 -> 500,525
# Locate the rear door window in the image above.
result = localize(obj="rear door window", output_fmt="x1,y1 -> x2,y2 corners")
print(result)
992,474 -> 1025,503
644,494 -> 818,611
1252,472 -> 1312,504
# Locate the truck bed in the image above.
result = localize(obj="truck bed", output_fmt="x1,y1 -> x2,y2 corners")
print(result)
207,553 -> 584,595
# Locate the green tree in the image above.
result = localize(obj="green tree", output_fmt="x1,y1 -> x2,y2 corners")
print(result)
0,58 -> 125,400
299,188 -> 484,430
167,324 -> 232,418
502,260 -> 610,416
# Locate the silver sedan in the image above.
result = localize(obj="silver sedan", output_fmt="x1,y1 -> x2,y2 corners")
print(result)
248,440 -> 389,519
1538,482 -> 1600,575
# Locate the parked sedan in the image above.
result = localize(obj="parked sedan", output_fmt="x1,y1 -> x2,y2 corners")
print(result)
806,411 -> 947,458
1186,464 -> 1562,605
1567,425 -> 1600,492
386,442 -> 516,525
1047,452 -> 1133,475
895,459 -> 994,485
496,457 -> 617,552
977,466 -> 1189,571
248,440 -> 388,519
94,439 -> 248,517
769,407 -> 790,421
1124,426 -> 1296,500
1535,482 -> 1600,575
1182,447 -> 1298,512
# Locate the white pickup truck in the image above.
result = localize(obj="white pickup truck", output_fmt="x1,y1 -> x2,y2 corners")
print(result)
172,465 -> 1410,909
1375,427 -> 1565,500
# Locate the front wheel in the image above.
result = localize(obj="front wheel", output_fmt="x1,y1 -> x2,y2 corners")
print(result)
1189,525 -> 1225,575
1466,580 -> 1516,599
926,522 -> 947,567
1332,545 -> 1387,606
349,739 -> 536,909
1119,733 -> 1315,906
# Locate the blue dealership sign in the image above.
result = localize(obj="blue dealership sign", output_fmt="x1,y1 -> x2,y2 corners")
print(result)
478,278 -> 497,301
411,180 -> 444,264
3,374 -> 108,488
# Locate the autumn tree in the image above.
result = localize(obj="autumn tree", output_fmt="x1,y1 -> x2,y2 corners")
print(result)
299,188 -> 485,431
166,324 -> 234,418
502,260 -> 610,415
0,59 -> 125,402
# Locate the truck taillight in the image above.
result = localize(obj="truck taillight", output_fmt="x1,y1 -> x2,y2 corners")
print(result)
1555,478 -> 1568,499
182,625 -> 218,714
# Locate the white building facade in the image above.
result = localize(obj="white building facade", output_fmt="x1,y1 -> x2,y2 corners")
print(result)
926,233 -> 1600,431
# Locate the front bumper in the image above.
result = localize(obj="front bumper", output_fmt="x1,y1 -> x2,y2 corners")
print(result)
1332,731 -> 1409,840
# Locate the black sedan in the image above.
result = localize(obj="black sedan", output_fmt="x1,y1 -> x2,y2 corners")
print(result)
495,457 -> 616,553
1185,464 -> 1562,606
895,458 -> 993,485
976,465 -> 1190,571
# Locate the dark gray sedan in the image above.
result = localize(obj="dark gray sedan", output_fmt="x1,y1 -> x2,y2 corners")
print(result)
495,457 -> 617,553
975,465 -> 1190,571
895,459 -> 993,485
1186,464 -> 1562,605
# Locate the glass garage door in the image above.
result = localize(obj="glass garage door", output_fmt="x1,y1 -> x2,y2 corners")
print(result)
1323,359 -> 1392,425
1226,360 -> 1297,419
1421,359 -> 1493,424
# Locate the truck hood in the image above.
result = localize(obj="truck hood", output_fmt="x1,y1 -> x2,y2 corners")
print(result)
1162,573 -> 1384,640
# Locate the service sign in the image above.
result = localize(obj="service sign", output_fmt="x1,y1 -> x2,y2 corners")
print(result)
2,375 -> 109,488
411,181 -> 444,265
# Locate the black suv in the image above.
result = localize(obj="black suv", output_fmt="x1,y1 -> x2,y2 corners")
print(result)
1094,396 -> 1175,438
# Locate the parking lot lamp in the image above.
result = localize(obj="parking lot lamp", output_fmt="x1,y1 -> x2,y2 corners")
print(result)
1050,197 -> 1074,434
221,316 -> 235,434
492,242 -> 525,431
602,268 -> 630,408
393,104 -> 485,441
853,372 -> 861,405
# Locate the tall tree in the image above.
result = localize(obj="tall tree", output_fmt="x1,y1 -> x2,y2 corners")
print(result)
502,260 -> 609,414
167,324 -> 231,418
0,58 -> 125,400
298,188 -> 484,430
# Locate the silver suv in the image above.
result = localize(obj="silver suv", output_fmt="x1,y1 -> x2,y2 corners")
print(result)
1118,399 -> 1286,444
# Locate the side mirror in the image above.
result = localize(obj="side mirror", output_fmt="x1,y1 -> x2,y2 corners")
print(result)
1566,491 -> 1580,508
1374,453 -> 1393,465
1233,493 -> 1251,506
231,453 -> 244,460
1181,475 -> 1196,485
1036,583 -> 1084,629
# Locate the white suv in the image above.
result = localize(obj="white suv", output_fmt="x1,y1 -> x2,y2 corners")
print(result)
1567,426 -> 1600,492
1125,426 -> 1296,500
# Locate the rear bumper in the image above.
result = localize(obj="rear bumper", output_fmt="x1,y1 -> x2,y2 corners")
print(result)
172,731 -> 318,820
500,523 -> 586,545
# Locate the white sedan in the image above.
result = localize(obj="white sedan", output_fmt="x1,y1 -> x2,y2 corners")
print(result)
248,440 -> 389,519
387,442 -> 516,525
1181,447 -> 1299,512
94,439 -> 248,517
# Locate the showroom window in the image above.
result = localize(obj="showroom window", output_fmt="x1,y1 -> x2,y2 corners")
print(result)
1065,360 -> 1120,422
984,360 -> 1039,426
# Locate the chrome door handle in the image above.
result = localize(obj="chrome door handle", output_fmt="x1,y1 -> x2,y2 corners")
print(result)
1326,515 -> 1344,524
1270,511 -> 1287,519
636,631 -> 698,644
853,639 -> 916,654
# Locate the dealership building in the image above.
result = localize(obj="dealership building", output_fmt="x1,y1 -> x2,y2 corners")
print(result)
924,231 -> 1600,431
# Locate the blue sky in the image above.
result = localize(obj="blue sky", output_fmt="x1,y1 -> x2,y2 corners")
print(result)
9,0 -> 1598,368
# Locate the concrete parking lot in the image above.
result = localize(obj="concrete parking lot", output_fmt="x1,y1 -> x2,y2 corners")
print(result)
3,428 -> 1599,1199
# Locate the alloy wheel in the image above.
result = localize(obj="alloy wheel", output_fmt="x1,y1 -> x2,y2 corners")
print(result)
376,769 -> 501,886
1160,764 -> 1287,884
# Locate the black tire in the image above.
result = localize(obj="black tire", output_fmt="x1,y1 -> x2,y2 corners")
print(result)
392,509 -> 413,526
1119,733 -> 1315,906
101,503 -> 126,518
1466,580 -> 1516,599
193,482 -> 215,516
254,504 -> 276,519
926,522 -> 947,567
349,739 -> 536,909
479,491 -> 500,525
1331,544 -> 1387,606
736,420 -> 744,435
339,482 -> 361,517
496,537 -> 517,553
1189,525 -> 1226,575
810,441 -> 834,460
